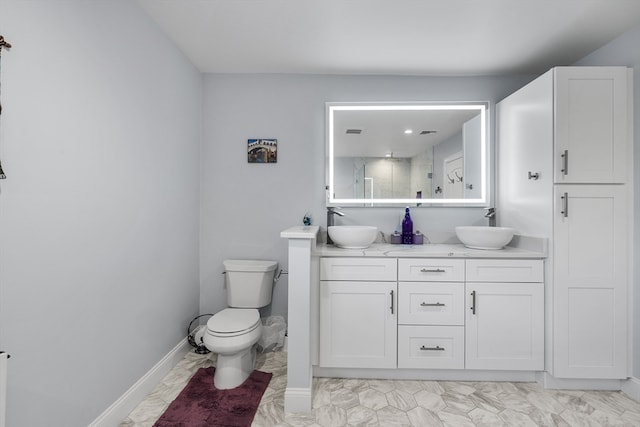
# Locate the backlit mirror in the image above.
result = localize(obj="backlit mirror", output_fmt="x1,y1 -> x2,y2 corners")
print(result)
326,102 -> 488,206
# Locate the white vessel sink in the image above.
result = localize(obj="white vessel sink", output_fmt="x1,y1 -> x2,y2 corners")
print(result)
328,226 -> 378,249
455,226 -> 515,250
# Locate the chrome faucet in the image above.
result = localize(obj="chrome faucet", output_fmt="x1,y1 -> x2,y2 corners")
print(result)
484,207 -> 496,227
326,207 -> 345,244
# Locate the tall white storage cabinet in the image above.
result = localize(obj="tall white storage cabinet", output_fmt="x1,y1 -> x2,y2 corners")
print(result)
497,66 -> 632,380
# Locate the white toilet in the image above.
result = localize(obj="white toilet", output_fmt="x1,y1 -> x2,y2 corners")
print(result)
203,259 -> 278,389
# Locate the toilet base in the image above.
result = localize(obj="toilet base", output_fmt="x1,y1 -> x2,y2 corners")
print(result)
213,344 -> 257,389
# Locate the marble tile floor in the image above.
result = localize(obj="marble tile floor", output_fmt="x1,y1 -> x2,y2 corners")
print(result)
120,350 -> 640,427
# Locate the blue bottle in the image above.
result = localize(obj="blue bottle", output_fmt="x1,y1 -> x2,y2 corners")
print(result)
402,207 -> 413,244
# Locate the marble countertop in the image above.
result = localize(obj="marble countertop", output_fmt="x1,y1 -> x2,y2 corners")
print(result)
280,226 -> 547,259
280,225 -> 320,239
314,240 -> 547,259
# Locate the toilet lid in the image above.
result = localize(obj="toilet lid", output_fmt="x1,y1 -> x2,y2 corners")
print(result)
207,308 -> 260,334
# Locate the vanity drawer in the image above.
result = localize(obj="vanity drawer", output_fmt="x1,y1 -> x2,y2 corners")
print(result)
466,259 -> 543,282
398,258 -> 465,282
398,282 -> 464,325
320,257 -> 397,281
398,325 -> 464,369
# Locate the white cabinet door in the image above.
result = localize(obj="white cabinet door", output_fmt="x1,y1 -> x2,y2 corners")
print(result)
398,258 -> 464,282
554,67 -> 629,184
398,282 -> 465,325
320,257 -> 397,281
466,259 -> 544,283
398,325 -> 464,369
553,184 -> 628,379
319,281 -> 397,368
466,283 -> 544,371
496,68 -> 554,236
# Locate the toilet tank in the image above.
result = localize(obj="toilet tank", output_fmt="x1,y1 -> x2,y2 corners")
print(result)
223,260 -> 278,308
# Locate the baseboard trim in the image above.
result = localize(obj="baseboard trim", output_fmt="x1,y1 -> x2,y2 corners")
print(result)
538,372 -> 623,391
622,376 -> 640,401
314,366 -> 537,382
284,387 -> 312,413
88,337 -> 192,427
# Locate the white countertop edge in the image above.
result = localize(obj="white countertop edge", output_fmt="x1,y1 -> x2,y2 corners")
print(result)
509,234 -> 548,254
313,234 -> 548,259
281,225 -> 320,239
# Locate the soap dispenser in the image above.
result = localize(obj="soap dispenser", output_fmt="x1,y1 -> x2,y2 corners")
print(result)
402,207 -> 413,244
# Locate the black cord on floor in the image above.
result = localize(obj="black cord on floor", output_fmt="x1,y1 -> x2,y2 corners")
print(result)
187,314 -> 214,354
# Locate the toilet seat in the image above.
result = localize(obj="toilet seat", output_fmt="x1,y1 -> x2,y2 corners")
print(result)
207,308 -> 261,337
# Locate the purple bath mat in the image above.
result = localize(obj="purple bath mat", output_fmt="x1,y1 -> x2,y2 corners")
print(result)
153,366 -> 272,427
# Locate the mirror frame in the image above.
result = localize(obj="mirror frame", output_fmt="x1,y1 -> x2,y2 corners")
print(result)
326,102 -> 489,207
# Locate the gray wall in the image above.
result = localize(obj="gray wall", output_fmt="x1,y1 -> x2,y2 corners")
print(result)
574,24 -> 640,378
0,1 -> 202,425
199,73 -> 534,318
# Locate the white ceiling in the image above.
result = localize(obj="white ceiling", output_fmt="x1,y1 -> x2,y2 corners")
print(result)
137,0 -> 640,76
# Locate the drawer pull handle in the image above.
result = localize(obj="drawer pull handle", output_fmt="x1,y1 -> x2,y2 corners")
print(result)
390,290 -> 394,315
420,345 -> 445,351
561,149 -> 569,175
420,302 -> 445,307
561,192 -> 569,218
470,290 -> 477,315
420,268 -> 445,273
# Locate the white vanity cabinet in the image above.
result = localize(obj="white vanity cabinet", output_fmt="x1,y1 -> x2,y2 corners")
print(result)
319,258 -> 397,368
397,259 -> 465,369
497,66 -> 632,380
319,256 -> 545,374
465,259 -> 544,371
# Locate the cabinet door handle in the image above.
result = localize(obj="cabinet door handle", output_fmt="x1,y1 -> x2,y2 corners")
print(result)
420,268 -> 445,273
420,302 -> 445,307
420,345 -> 445,351
561,192 -> 569,218
561,149 -> 569,175
390,290 -> 394,314
470,290 -> 476,315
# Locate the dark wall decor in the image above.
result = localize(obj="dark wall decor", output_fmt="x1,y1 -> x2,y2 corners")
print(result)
0,35 -> 11,179
247,139 -> 277,163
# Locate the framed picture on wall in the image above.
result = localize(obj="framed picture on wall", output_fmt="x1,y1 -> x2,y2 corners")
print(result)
248,139 -> 277,163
